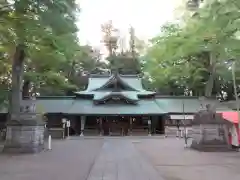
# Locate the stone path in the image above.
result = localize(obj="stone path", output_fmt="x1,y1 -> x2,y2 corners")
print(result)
1,137 -> 240,180
0,137 -> 165,180
87,138 -> 164,180
0,139 -> 104,180
135,138 -> 240,180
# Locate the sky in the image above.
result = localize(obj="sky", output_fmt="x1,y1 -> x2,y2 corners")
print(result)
76,0 -> 181,48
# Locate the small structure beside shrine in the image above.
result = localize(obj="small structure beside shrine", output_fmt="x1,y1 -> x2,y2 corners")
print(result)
190,104 -> 232,152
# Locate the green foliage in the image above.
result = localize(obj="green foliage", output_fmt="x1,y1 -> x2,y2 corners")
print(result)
101,22 -> 143,74
145,0 -> 240,98
0,0 -> 108,107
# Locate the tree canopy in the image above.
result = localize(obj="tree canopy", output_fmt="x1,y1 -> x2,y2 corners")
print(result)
101,21 -> 143,74
0,0 -> 108,109
1,0 -> 239,110
144,0 -> 240,100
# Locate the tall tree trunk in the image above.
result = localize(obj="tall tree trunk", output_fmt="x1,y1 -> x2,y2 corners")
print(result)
22,80 -> 30,98
204,52 -> 216,97
11,44 -> 25,116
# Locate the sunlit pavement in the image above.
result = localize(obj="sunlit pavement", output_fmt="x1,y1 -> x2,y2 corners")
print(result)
0,137 -> 240,180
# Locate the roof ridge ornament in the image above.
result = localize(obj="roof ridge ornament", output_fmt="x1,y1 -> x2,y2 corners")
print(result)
110,67 -> 119,76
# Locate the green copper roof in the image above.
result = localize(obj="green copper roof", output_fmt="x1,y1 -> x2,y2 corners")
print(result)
155,98 -> 202,113
16,99 -> 164,115
155,97 -> 231,113
75,74 -> 156,96
85,76 -> 110,91
120,92 -> 139,101
93,91 -> 139,101
88,74 -> 143,92
67,99 -> 166,115
0,96 -> 231,115
93,92 -> 112,100
119,76 -> 144,91
22,99 -> 74,113
75,90 -> 155,96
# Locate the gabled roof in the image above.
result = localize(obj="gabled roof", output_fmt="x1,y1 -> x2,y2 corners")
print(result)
94,74 -> 137,91
118,75 -> 145,91
85,75 -> 110,92
74,73 -> 156,98
93,91 -> 139,102
85,74 -> 144,92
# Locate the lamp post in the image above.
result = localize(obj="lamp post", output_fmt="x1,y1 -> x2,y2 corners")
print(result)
231,61 -> 240,131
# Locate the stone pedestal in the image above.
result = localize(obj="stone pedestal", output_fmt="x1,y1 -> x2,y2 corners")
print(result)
3,113 -> 45,154
190,107 -> 233,152
190,124 -> 231,152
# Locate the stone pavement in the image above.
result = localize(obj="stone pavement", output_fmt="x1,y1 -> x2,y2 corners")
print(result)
0,137 -> 165,180
1,137 -> 240,180
87,138 -> 164,180
0,139 -> 104,180
135,138 -> 240,180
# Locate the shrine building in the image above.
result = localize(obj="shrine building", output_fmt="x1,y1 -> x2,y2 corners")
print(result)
0,72 -> 230,136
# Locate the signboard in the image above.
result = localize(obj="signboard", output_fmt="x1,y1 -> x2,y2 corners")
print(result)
170,115 -> 194,120
66,121 -> 71,128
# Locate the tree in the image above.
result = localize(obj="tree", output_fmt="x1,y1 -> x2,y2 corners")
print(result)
145,0 -> 240,98
0,0 -> 82,112
101,20 -> 119,57
0,0 -> 109,101
101,22 -> 142,74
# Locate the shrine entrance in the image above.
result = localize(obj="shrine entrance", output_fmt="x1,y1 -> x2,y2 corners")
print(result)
105,116 -> 129,136
67,115 -> 166,136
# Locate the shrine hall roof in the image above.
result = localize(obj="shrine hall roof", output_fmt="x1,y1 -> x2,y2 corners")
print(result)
68,99 -> 165,115
17,98 -> 165,115
5,96 -> 230,115
84,74 -> 145,92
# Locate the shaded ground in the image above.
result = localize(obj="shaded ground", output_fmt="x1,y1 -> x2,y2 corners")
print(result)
0,137 -> 240,180
0,139 -> 103,180
134,138 -> 240,180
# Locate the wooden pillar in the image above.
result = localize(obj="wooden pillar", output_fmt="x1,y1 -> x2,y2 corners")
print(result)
129,117 -> 133,135
99,118 -> 103,136
80,116 -> 86,136
148,118 -> 152,136
151,116 -> 158,134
